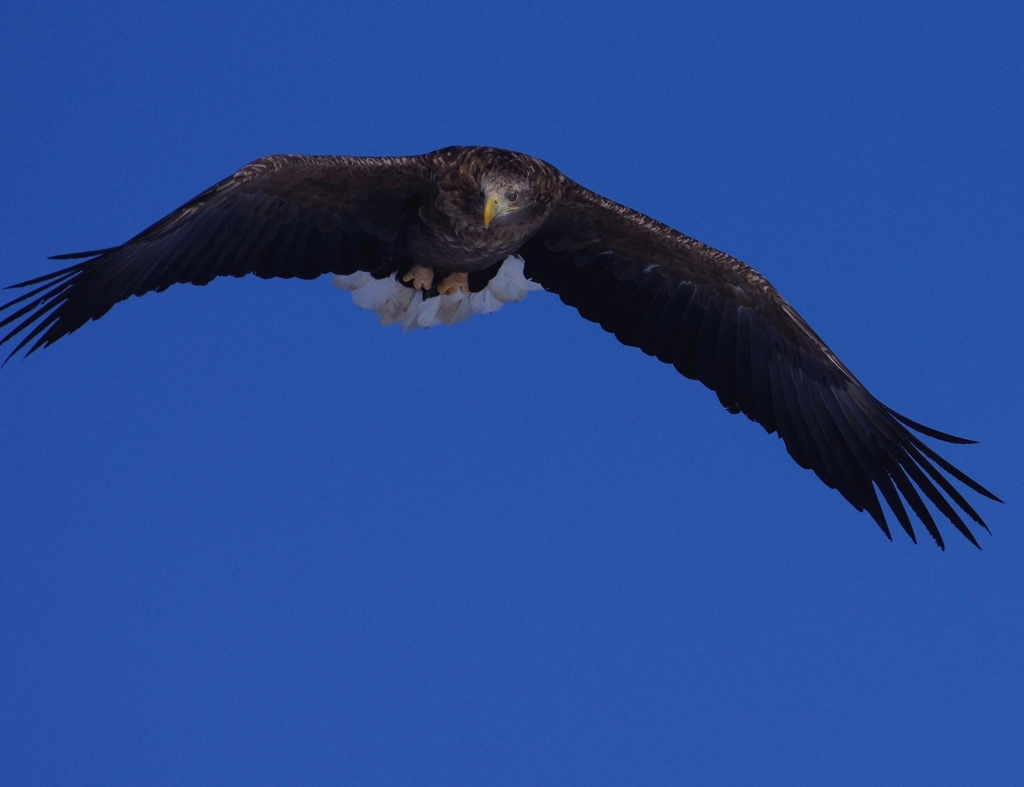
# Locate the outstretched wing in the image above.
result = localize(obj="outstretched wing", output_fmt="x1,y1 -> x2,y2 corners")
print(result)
0,154 -> 432,358
519,182 -> 1000,548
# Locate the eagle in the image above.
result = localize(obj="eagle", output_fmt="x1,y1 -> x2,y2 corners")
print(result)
0,146 -> 999,547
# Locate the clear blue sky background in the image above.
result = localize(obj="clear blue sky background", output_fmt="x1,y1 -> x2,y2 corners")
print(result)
1,2 -> 1021,784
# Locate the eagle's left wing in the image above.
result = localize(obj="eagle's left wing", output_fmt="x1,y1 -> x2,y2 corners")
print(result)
517,180 -> 999,547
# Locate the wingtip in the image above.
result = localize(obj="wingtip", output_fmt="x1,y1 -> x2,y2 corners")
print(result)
885,406 -> 977,444
48,246 -> 119,261
969,483 -> 1002,505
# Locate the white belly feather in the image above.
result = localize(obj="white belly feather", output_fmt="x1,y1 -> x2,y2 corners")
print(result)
332,255 -> 542,330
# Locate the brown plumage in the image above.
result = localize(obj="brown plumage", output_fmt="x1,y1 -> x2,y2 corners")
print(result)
0,146 -> 1000,547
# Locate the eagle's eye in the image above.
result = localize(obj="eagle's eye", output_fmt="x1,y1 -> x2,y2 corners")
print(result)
508,192 -> 518,203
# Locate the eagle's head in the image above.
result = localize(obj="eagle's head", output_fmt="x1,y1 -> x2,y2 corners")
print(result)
431,147 -> 563,248
479,170 -> 534,229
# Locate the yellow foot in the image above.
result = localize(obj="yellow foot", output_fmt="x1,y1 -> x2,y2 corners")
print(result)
401,265 -> 434,290
437,272 -> 469,296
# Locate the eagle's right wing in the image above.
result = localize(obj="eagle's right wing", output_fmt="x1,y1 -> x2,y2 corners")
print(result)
1,154 -> 432,358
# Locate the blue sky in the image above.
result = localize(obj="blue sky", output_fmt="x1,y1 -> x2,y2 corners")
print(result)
1,1 -> 1022,784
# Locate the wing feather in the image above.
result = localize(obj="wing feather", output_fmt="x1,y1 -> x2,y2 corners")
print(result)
0,155 -> 431,359
694,294 -> 723,392
637,288 -> 673,357
712,300 -> 740,414
732,306 -> 756,418
519,179 -> 996,546
596,275 -> 640,335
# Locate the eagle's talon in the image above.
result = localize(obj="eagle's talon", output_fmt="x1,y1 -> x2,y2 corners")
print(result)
437,272 -> 469,296
402,265 -> 434,290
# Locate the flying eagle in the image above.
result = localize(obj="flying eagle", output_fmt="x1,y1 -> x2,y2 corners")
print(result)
0,146 -> 999,547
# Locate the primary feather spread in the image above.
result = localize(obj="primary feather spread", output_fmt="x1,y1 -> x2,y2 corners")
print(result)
0,146 -> 1000,547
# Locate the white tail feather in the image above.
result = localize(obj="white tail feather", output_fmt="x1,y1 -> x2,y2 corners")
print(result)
332,255 -> 541,331
486,255 -> 541,302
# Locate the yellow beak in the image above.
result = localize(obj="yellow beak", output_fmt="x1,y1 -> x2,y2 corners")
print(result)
483,192 -> 502,228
